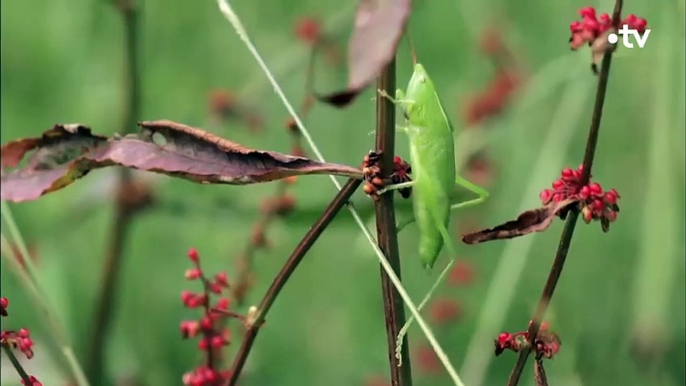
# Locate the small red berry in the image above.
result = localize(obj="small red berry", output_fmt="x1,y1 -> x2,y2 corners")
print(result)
216,297 -> 230,310
497,332 -> 511,346
552,180 -> 565,190
181,291 -> 195,304
579,185 -> 591,199
582,207 -> 593,223
593,199 -> 605,211
215,272 -> 229,287
604,192 -> 617,205
1,297 -> 8,317
578,6 -> 596,19
187,248 -> 199,263
561,168 -> 574,179
539,189 -> 553,204
208,283 -> 222,294
606,210 -> 618,222
211,335 -> 225,348
185,268 -> 202,280
180,321 -> 200,338
589,182 -> 603,195
200,316 -> 213,331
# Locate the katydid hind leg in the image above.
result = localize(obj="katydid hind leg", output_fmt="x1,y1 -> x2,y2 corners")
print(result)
450,174 -> 490,211
395,218 -> 459,364
396,216 -> 416,233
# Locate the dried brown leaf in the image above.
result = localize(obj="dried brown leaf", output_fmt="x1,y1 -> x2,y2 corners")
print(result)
317,0 -> 411,107
1,120 -> 364,202
461,198 -> 580,244
1,124 -> 108,202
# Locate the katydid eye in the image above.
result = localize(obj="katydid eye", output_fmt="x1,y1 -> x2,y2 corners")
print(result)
419,76 -> 426,83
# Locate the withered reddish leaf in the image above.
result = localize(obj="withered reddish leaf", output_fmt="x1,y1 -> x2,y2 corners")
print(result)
1,120 -> 364,202
1,124 -> 108,202
318,0 -> 411,107
101,120 -> 364,183
461,198 -> 580,244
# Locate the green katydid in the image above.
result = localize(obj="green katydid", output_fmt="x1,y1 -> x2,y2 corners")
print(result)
376,61 -> 490,362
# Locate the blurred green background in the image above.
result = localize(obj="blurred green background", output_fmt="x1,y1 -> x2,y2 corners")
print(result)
1,0 -> 684,385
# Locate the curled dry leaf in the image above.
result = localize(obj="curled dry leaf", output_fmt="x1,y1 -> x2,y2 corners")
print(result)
95,120 -> 364,183
1,120 -> 363,202
1,124 -> 108,202
461,198 -> 580,244
317,0 -> 411,107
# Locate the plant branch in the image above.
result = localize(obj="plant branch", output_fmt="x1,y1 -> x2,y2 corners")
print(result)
222,178 -> 362,386
86,0 -> 143,383
504,1 -> 622,385
2,344 -> 33,385
374,58 -> 413,386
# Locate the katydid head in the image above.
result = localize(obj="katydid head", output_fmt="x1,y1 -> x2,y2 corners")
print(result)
403,63 -> 437,126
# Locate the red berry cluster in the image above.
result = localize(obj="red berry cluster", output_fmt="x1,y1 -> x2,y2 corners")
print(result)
1,328 -> 34,359
361,152 -> 413,200
1,297 -> 42,386
181,248 -> 238,386
569,6 -> 648,50
539,165 -> 620,231
494,321 -> 561,359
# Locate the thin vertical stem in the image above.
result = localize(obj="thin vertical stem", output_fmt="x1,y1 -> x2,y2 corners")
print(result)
374,58 -> 413,386
504,1 -> 623,385
2,344 -> 33,385
86,0 -> 142,383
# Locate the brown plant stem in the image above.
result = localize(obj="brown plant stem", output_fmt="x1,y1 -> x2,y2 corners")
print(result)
86,0 -> 142,383
504,2 -> 622,385
374,58 -> 413,386
2,343 -> 33,385
222,178 -> 362,386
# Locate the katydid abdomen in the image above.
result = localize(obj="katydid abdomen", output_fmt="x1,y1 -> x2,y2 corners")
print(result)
407,124 -> 456,269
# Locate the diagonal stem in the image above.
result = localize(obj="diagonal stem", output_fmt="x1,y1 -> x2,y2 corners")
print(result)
504,1 -> 623,385
223,179 -> 362,386
374,58 -> 413,386
2,343 -> 33,385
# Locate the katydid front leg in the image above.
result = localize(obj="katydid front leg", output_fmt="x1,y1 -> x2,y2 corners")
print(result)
394,176 -> 489,365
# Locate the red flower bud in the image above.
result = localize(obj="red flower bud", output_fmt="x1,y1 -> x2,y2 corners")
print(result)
187,248 -> 199,263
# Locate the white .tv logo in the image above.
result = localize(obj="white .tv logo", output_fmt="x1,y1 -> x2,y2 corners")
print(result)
607,25 -> 651,48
